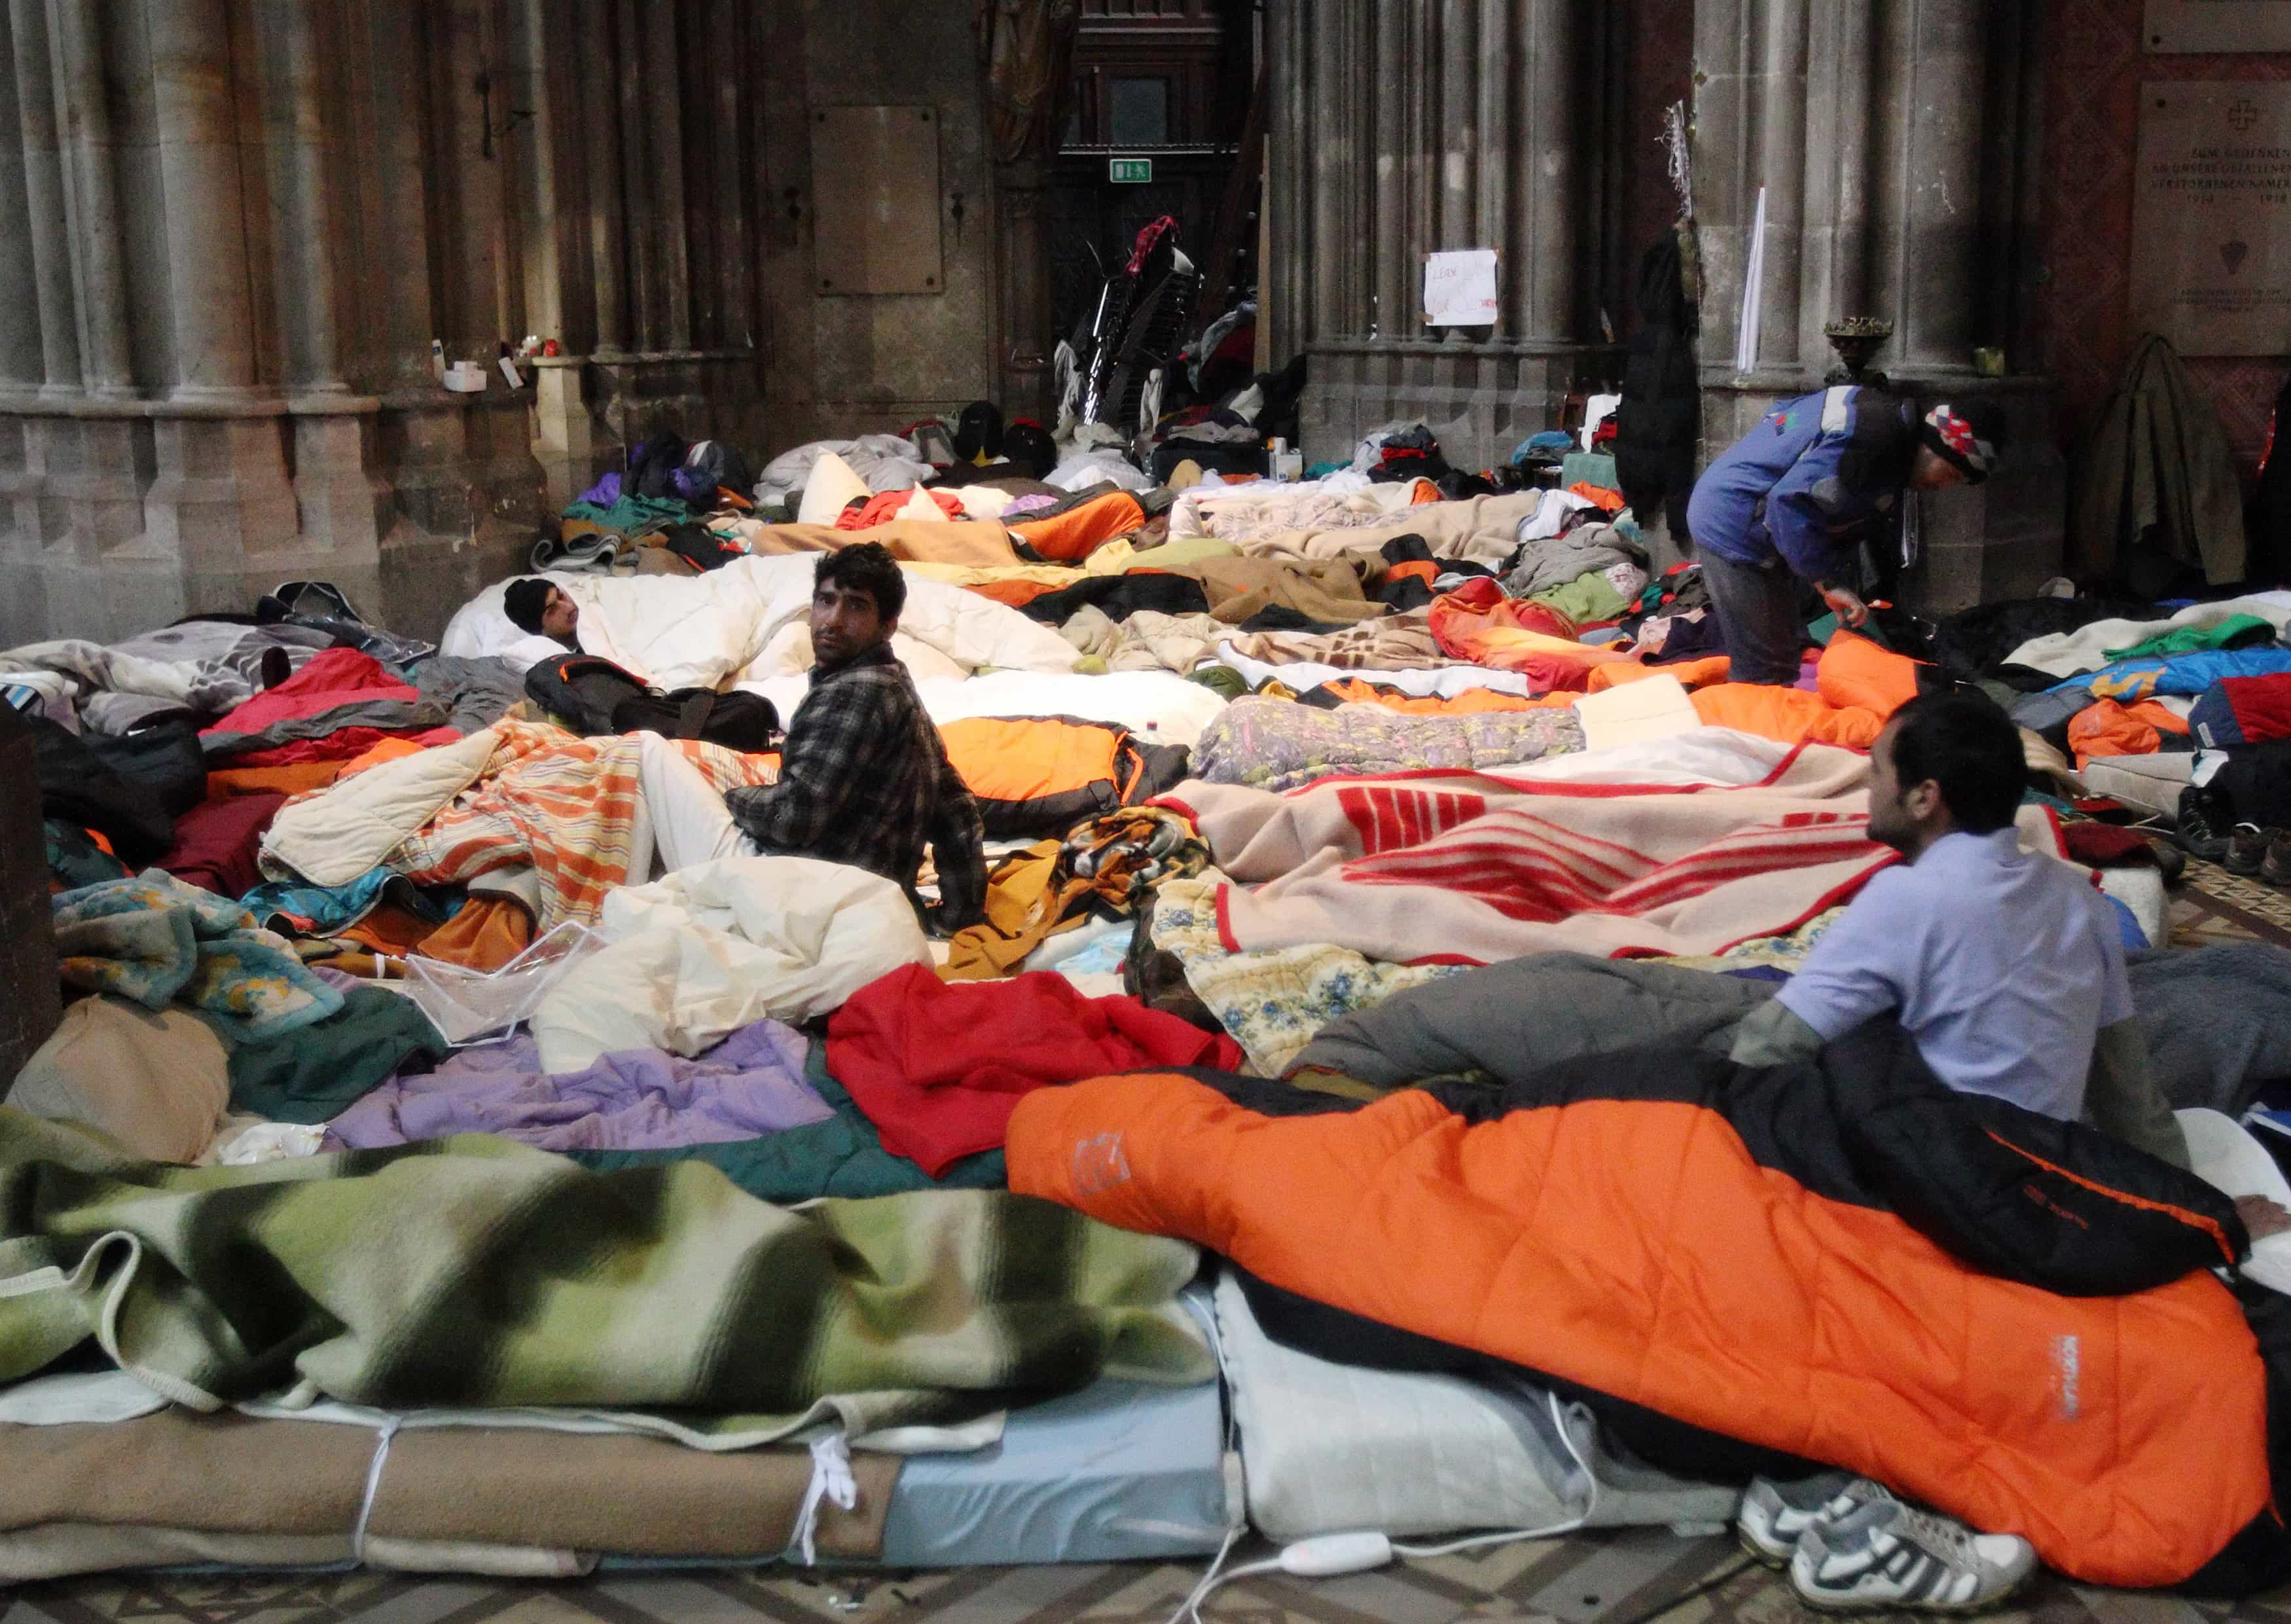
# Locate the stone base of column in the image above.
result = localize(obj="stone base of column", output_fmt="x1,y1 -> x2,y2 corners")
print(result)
0,388 -> 549,645
588,350 -> 764,474
1301,339 -> 1625,473
371,391 -> 549,638
1695,373 -> 2065,617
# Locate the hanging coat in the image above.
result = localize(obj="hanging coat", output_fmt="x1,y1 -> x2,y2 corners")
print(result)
2073,333 -> 2248,588
1613,228 -> 1701,536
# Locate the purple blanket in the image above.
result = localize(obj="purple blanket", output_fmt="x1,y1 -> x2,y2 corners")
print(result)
323,1018 -> 833,1153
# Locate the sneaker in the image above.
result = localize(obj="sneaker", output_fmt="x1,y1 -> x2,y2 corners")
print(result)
2230,822 -> 2271,877
1790,1496 -> 2037,1614
1737,1473 -> 1890,1566
2265,834 -> 2291,890
2176,787 -> 2231,863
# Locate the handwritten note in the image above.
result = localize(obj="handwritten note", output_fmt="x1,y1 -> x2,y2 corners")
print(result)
1423,249 -> 1500,327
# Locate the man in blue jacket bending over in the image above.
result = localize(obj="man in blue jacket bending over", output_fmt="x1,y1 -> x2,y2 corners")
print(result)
1686,388 -> 2006,683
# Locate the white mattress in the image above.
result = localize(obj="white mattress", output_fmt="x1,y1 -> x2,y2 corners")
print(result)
1214,1272 -> 1739,1543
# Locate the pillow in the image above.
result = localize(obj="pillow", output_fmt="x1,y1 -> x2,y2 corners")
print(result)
9,996 -> 230,1163
797,450 -> 873,528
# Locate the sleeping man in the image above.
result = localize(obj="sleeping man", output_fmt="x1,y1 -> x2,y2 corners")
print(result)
633,543 -> 987,934
503,578 -> 581,645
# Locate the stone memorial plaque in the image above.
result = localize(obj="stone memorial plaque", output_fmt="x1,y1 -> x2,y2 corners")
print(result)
2132,83 -> 2291,355
2146,1 -> 2291,54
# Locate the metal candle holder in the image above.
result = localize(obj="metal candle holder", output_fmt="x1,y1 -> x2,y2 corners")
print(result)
1823,317 -> 1894,387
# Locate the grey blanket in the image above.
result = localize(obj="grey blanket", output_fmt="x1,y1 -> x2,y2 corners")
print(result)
1291,953 -> 1773,1087
1293,945 -> 2291,1119
2129,943 -> 2291,1114
1501,522 -> 1642,600
200,655 -> 526,757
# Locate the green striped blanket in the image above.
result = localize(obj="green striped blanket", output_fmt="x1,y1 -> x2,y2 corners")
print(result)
0,1108 -> 1209,1443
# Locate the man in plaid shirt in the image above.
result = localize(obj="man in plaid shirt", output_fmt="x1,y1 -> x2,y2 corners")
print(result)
636,544 -> 986,933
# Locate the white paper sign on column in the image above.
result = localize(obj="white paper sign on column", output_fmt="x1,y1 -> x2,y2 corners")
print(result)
1422,249 -> 1500,326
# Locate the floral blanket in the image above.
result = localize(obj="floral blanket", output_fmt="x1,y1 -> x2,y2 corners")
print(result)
1187,695 -> 1583,792
51,871 -> 342,1043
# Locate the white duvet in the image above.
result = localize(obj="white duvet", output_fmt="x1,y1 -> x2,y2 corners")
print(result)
530,855 -> 930,1072
734,667 -> 1229,751
439,556 -> 1081,691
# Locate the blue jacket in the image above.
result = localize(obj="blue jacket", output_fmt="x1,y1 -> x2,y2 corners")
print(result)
1686,386 -> 1917,581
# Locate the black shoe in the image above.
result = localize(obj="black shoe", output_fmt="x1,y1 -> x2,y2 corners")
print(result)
2144,834 -> 2187,886
2229,822 -> 2271,876
2265,835 -> 2291,890
2177,787 -> 2231,863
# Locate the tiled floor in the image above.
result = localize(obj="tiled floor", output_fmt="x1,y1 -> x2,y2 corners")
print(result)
9,1534 -> 2291,1624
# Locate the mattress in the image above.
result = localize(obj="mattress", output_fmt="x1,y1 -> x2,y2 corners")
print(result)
1214,1272 -> 1739,1543
875,1288 -> 1232,1567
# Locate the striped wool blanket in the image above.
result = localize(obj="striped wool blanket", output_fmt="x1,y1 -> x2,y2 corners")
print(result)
0,1109 -> 1210,1439
1161,741 -> 1894,965
261,719 -> 774,928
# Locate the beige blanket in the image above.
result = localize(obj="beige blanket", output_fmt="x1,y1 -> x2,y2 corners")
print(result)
1167,744 -> 1888,964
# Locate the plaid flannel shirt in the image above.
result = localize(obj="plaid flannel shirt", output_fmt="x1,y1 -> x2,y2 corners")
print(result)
725,644 -> 986,929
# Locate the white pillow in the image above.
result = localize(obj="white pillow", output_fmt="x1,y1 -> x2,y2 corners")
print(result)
797,450 -> 873,526
898,486 -> 951,524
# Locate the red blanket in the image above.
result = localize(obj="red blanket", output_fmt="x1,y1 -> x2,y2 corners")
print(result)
827,964 -> 1244,1175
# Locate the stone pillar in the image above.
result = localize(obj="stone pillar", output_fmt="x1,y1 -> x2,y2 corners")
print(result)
1689,0 -> 2061,611
149,0 -> 263,401
260,0 -> 350,395
0,5 -> 43,391
636,0 -> 691,355
1868,0 -> 1984,374
1284,0 -> 1612,468
575,0 -> 628,357
1511,0 -> 1581,343
9,0 -> 78,393
46,0 -> 132,397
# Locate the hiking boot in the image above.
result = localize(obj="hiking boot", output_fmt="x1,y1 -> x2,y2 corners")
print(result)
1790,1496 -> 2036,1614
2267,834 -> 2291,890
1737,1473 -> 1891,1567
2176,787 -> 2231,863
2229,823 -> 2271,877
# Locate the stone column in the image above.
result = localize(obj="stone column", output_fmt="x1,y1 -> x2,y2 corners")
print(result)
1288,0 -> 1602,465
1689,0 -> 2061,611
46,0 -> 132,397
1511,0 -> 1581,343
149,0 -> 263,400
0,5 -> 43,391
1869,0 -> 1984,374
636,0 -> 691,354
576,0 -> 628,356
9,0 -> 76,393
260,0 -> 348,395
1369,3 -> 1406,340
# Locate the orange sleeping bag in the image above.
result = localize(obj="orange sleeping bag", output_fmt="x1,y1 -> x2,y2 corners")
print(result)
1008,1039 -> 2284,1593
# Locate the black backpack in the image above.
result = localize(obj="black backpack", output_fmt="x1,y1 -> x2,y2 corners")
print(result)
626,435 -> 693,502
524,655 -> 780,753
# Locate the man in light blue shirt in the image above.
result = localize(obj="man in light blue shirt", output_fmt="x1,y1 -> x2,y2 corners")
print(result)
1728,691 -> 2187,1166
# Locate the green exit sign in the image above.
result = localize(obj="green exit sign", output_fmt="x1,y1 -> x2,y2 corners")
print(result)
1108,157 -> 1153,184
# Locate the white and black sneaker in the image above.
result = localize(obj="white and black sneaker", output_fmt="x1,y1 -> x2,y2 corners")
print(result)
1790,1496 -> 2037,1614
1736,1473 -> 1890,1566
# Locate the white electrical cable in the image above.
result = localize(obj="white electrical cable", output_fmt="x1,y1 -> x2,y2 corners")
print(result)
350,1416 -> 403,1566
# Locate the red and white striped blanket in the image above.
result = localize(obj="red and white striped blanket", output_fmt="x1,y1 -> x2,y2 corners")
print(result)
393,722 -> 775,928
1160,742 -> 1897,965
